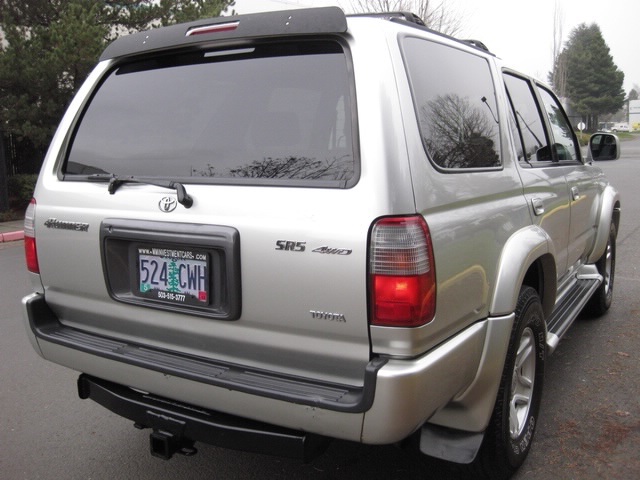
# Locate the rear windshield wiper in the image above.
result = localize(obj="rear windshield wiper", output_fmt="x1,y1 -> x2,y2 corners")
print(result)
88,174 -> 193,208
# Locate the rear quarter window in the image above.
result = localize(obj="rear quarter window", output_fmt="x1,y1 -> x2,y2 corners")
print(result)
401,37 -> 501,170
64,40 -> 358,188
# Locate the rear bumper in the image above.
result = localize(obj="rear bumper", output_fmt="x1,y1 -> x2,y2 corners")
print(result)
23,292 -> 491,445
24,293 -> 381,413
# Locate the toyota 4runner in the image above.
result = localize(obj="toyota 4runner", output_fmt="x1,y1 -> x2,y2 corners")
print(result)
22,7 -> 621,479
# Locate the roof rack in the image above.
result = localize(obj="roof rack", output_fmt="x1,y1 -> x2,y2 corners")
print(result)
348,11 -> 425,26
462,39 -> 490,52
349,11 -> 493,55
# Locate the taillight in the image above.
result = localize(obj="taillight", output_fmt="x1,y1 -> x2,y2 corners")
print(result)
24,198 -> 39,273
369,216 -> 436,327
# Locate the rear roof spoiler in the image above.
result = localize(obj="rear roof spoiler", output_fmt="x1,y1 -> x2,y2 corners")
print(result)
100,7 -> 348,61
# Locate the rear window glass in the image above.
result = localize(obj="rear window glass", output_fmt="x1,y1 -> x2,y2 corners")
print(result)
64,41 -> 357,188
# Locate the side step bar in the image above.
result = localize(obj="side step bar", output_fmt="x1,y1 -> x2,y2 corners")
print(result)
78,374 -> 330,461
546,267 -> 602,354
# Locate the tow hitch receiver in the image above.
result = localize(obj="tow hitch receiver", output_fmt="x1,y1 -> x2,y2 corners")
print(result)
148,429 -> 197,460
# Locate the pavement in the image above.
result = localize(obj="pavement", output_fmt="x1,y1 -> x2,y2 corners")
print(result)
0,219 -> 25,243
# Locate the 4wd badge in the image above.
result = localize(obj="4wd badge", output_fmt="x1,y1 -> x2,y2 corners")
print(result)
159,196 -> 177,212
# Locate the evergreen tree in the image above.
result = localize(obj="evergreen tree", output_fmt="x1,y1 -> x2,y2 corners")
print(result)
0,0 -> 234,172
554,23 -> 625,130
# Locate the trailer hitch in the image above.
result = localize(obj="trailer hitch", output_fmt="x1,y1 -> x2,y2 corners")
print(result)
148,429 -> 197,460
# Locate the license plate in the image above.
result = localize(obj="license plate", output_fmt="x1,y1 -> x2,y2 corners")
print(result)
136,246 -> 209,306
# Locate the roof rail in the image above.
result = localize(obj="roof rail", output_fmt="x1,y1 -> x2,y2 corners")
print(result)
463,39 -> 490,52
348,11 -> 426,26
348,11 -> 492,55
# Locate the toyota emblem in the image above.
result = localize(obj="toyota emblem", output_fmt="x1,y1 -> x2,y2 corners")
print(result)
159,196 -> 177,212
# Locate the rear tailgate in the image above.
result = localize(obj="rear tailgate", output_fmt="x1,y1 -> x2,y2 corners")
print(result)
32,35 -> 377,388
34,183 -> 373,386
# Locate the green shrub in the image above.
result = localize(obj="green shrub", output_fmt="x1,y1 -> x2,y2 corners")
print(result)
0,209 -> 23,222
7,174 -> 38,211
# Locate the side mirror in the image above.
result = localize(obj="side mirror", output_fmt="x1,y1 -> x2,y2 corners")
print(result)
587,133 -> 620,161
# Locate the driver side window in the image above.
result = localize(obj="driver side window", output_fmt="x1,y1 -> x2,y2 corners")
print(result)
503,73 -> 550,164
504,73 -> 581,165
536,86 -> 580,162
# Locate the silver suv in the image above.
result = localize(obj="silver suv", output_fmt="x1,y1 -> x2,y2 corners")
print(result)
22,7 -> 621,479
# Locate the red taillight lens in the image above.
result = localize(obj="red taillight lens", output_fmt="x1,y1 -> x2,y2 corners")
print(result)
369,216 -> 436,327
24,198 -> 39,273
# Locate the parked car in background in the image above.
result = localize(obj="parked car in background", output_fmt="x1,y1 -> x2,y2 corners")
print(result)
612,122 -> 630,132
21,7 -> 621,480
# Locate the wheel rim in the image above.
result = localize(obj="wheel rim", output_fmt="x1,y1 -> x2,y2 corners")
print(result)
603,241 -> 613,295
509,327 -> 536,439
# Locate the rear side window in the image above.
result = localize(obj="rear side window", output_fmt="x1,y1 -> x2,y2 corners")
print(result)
402,37 -> 501,170
65,41 -> 357,188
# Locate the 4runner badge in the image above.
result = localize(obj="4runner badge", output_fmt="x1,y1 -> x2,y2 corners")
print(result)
159,196 -> 177,212
44,218 -> 89,232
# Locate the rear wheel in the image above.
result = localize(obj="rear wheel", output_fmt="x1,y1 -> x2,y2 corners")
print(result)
584,222 -> 616,317
471,286 -> 546,479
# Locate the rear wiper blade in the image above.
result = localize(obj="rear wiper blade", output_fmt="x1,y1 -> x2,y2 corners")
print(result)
88,174 -> 193,208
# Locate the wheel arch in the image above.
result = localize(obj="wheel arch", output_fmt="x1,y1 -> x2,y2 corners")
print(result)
490,226 -> 557,320
587,185 -> 621,264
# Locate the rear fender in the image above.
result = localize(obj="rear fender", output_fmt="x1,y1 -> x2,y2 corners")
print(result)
426,313 -> 514,433
427,227 -> 556,432
490,226 -> 556,318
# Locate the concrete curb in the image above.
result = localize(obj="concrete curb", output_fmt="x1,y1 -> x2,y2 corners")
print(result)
0,230 -> 24,243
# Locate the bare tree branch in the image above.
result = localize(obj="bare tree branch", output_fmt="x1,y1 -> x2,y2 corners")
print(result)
347,0 -> 463,36
550,1 -> 567,97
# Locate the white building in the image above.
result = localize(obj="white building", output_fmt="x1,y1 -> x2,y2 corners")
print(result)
630,100 -> 640,131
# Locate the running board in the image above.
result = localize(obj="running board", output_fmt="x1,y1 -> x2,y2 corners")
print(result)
546,267 -> 602,354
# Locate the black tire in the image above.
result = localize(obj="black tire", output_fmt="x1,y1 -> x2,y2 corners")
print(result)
470,286 -> 546,480
584,222 -> 616,317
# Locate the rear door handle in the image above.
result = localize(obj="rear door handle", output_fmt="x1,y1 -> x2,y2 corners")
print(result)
531,198 -> 544,216
571,186 -> 580,201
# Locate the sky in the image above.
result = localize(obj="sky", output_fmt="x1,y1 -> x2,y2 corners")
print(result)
229,0 -> 639,95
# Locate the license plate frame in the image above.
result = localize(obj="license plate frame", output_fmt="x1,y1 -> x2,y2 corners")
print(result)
135,245 -> 210,307
101,219 -> 241,320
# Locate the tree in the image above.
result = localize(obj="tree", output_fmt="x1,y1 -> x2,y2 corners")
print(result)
421,93 -> 499,169
552,23 -> 625,130
0,0 -> 235,173
348,0 -> 463,36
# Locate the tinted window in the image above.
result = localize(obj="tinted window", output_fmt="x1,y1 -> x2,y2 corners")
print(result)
537,86 -> 579,162
65,42 -> 356,187
503,73 -> 550,163
402,37 -> 501,169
